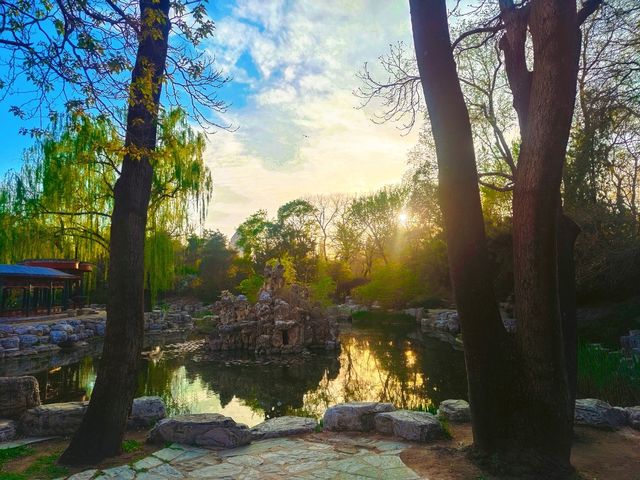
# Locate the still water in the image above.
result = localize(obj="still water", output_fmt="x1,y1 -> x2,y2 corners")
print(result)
11,318 -> 468,427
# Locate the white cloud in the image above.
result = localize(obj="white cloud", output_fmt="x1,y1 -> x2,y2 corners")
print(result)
204,0 -> 418,236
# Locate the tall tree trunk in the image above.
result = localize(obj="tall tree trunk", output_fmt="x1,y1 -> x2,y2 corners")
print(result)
408,0 -> 515,456
509,0 -> 580,470
60,0 -> 170,465
410,0 -> 584,477
558,210 -> 580,410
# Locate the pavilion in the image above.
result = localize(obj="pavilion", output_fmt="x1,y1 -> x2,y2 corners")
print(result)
0,260 -> 93,318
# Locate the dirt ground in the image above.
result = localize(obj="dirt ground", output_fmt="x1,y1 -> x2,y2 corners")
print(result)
2,425 -> 639,479
0,429 -> 157,478
402,423 -> 640,480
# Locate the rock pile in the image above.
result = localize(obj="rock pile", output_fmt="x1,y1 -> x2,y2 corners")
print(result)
208,264 -> 338,355
323,402 -> 445,443
620,329 -> 640,356
421,309 -> 517,335
0,319 -> 103,358
144,310 -> 194,332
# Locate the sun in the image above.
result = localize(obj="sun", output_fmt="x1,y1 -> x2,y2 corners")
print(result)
398,212 -> 409,226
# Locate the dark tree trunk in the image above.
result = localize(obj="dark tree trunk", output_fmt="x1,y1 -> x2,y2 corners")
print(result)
509,1 -> 580,470
60,0 -> 170,465
408,0 -> 515,455
410,0 -> 586,477
558,210 -> 580,410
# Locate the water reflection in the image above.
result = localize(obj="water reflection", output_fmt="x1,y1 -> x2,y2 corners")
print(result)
26,325 -> 467,427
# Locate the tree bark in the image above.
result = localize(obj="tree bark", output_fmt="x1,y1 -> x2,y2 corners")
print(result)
410,0 -> 584,476
408,0 -> 515,456
509,0 -> 580,469
60,0 -> 170,465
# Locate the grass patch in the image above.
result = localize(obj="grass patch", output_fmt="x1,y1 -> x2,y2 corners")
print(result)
0,447 -> 34,466
577,343 -> 640,406
411,403 -> 439,415
22,453 -> 69,480
121,439 -> 142,454
315,419 -> 324,433
0,450 -> 69,480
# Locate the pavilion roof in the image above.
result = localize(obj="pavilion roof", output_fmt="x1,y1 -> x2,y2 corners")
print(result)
0,264 -> 77,280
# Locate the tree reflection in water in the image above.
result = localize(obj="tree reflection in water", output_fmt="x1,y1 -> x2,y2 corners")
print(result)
28,321 -> 467,427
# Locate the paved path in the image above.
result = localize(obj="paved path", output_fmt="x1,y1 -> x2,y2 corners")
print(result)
65,435 -> 421,480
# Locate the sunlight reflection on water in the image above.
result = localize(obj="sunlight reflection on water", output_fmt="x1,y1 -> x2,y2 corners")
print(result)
34,325 -> 467,427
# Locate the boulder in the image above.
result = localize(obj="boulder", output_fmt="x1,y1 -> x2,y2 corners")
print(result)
148,413 -> 252,448
0,419 -> 17,441
51,323 -> 74,333
626,406 -> 640,430
0,325 -> 14,335
20,401 -> 88,436
14,326 -> 34,335
574,398 -> 628,429
18,334 -> 39,347
128,396 -> 166,428
438,399 -> 470,423
0,376 -> 41,418
250,416 -> 317,440
49,331 -> 68,345
374,410 -> 444,442
323,402 -> 395,432
0,336 -> 20,350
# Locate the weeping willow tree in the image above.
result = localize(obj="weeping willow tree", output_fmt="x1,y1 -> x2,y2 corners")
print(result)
0,108 -> 211,302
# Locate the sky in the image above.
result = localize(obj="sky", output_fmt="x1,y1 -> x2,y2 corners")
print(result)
0,0 -> 420,237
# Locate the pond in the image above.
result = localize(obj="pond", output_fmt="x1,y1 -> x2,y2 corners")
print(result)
2,315 -> 469,427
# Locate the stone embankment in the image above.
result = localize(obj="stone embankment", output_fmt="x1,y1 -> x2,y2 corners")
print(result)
0,307 -> 194,359
0,375 -> 166,441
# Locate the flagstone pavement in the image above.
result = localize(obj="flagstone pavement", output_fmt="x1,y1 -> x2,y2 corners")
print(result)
63,434 -> 422,480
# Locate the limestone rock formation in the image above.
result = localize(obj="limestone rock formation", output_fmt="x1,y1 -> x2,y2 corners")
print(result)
128,396 -> 167,428
374,410 -> 444,442
19,397 -> 167,436
148,413 -> 252,448
0,419 -> 17,441
208,264 -> 338,355
574,398 -> 628,429
626,406 -> 640,430
323,402 -> 395,432
0,376 -> 40,418
250,416 -> 317,440
437,399 -> 470,423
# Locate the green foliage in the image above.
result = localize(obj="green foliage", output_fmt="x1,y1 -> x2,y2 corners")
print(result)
353,262 -> 422,309
0,109 -> 211,302
0,446 -> 33,466
266,254 -> 297,284
196,231 -> 237,301
577,343 -> 640,406
309,273 -> 336,307
121,439 -> 142,454
238,275 -> 264,303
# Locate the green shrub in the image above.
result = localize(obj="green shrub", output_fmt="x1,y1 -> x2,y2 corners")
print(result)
238,274 -> 263,303
309,273 -> 336,307
577,343 -> 640,406
353,262 -> 422,309
121,439 -> 142,454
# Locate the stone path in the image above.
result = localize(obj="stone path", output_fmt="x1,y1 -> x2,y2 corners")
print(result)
65,435 -> 421,480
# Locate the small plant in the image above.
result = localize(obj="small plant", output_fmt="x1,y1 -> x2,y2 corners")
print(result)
411,403 -> 438,415
121,439 -> 142,454
315,419 -> 324,432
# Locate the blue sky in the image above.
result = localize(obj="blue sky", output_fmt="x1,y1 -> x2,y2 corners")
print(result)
0,0 -> 420,235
